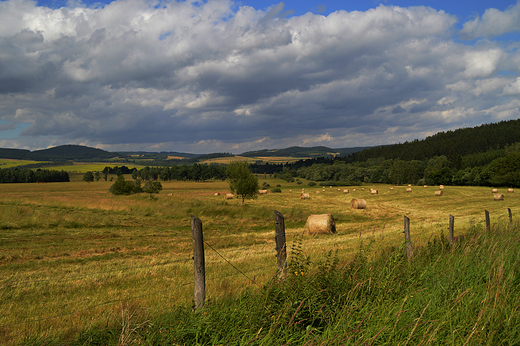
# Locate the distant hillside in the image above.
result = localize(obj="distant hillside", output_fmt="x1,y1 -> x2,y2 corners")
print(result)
348,119 -> 520,162
0,145 -> 114,161
241,146 -> 371,158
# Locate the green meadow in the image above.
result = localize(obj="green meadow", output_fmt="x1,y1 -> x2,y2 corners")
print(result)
0,178 -> 518,344
0,159 -> 43,169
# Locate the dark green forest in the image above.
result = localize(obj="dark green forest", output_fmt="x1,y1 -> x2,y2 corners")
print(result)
0,168 -> 69,183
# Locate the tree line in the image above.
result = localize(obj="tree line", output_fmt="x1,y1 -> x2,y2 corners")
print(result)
270,146 -> 520,187
0,168 -> 69,183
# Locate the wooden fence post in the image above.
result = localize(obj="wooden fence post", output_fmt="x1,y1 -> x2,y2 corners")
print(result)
449,214 -> 454,245
485,210 -> 490,232
191,215 -> 205,310
274,210 -> 287,280
404,216 -> 413,260
509,208 -> 513,228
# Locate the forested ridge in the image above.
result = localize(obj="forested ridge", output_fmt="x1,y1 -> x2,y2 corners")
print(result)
347,119 -> 520,162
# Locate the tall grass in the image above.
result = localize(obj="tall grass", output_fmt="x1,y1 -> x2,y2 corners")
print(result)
43,219 -> 520,345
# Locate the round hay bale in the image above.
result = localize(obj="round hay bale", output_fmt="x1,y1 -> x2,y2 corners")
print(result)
351,199 -> 367,209
439,185 -> 444,190
390,187 -> 394,190
423,185 -> 428,188
300,193 -> 310,200
508,188 -> 514,193
258,189 -> 268,194
494,194 -> 504,201
316,191 -> 320,194
214,192 -> 220,196
406,187 -> 412,192
492,188 -> 498,193
225,193 -> 234,200
370,189 -> 378,195
353,188 -> 356,192
343,189 -> 349,194
361,188 -> 365,191
305,214 -> 336,234
435,190 -> 443,196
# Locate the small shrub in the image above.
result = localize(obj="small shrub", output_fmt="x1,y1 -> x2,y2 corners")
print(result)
271,188 -> 282,193
297,181 -> 302,185
143,180 -> 163,194
276,184 -> 281,187
308,182 -> 316,186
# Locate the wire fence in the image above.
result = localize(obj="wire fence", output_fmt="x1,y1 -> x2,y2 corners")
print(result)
0,240 -> 279,332
2,207 -> 516,339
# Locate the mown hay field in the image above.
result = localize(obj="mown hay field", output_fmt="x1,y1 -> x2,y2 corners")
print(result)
0,178 -> 517,344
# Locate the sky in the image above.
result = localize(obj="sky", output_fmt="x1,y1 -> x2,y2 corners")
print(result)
1,0 -> 520,154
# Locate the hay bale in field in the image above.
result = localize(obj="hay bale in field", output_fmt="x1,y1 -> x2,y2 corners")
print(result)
225,193 -> 233,200
300,193 -> 310,200
316,191 -> 320,194
168,193 -> 173,196
492,188 -> 498,193
330,186 -> 332,188
390,187 -> 394,190
370,189 -> 378,195
423,185 -> 428,188
435,191 -> 443,196
305,214 -> 336,234
351,199 -> 367,209
406,187 -> 412,192
508,188 -> 514,193
353,188 -> 356,192
361,188 -> 365,191
258,189 -> 268,194
343,189 -> 349,194
214,192 -> 220,196
439,185 -> 444,190
338,188 -> 341,191
494,194 -> 504,201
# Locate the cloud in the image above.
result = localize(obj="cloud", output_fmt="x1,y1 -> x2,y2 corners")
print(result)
460,2 -> 520,39
0,0 -> 519,153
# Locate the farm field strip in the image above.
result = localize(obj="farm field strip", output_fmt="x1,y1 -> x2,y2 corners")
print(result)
0,179 -> 517,344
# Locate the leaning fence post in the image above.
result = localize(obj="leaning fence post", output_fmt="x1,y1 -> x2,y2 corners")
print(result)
191,215 -> 205,310
274,210 -> 287,280
449,214 -> 454,245
404,216 -> 413,260
485,210 -> 490,232
509,208 -> 513,228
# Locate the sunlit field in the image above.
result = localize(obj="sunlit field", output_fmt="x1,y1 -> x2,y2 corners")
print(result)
0,177 -> 517,344
0,159 -> 44,169
199,156 -> 307,164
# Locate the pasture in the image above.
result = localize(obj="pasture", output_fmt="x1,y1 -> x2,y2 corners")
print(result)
0,178 -> 518,344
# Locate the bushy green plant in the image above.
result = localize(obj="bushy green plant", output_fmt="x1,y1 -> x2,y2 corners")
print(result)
143,180 -> 163,193
271,188 -> 282,193
307,181 -> 316,186
109,176 -> 143,195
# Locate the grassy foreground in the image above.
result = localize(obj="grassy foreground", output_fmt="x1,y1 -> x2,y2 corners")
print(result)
69,218 -> 520,345
0,178 -> 518,344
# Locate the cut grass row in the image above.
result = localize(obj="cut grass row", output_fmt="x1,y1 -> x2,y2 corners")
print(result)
0,179 -> 518,344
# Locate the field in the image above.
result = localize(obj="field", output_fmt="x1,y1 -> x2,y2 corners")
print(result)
0,159 -> 43,169
199,156 -> 307,164
0,178 -> 518,344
